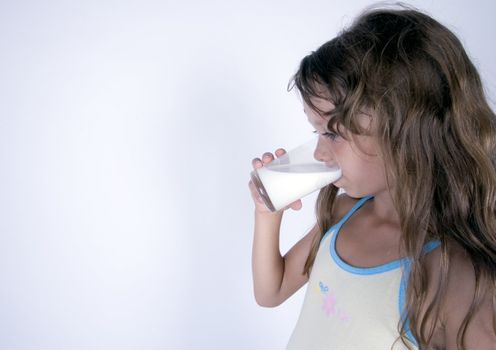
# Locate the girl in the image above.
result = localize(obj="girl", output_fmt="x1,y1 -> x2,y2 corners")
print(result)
249,5 -> 496,350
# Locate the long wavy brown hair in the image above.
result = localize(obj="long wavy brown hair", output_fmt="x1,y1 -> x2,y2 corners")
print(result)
289,4 -> 496,349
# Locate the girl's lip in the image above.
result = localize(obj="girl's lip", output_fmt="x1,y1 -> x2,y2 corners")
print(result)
325,162 -> 340,169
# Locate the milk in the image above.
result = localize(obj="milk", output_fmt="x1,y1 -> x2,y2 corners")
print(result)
252,163 -> 342,211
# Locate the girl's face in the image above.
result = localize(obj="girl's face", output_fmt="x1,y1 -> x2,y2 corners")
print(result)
304,98 -> 389,198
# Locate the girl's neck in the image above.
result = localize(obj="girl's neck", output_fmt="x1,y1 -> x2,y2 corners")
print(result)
366,191 -> 400,227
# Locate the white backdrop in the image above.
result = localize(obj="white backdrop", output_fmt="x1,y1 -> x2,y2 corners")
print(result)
0,1 -> 494,349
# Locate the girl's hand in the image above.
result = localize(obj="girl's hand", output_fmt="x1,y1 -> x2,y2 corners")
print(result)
248,148 -> 303,214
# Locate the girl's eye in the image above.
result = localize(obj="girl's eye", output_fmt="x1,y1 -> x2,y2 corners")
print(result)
323,132 -> 339,141
313,130 -> 339,141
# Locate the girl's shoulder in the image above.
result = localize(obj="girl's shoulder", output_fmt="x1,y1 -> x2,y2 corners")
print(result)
423,240 -> 479,292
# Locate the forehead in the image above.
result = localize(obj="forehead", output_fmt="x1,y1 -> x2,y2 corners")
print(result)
303,97 -> 334,114
303,98 -> 334,125
303,97 -> 375,133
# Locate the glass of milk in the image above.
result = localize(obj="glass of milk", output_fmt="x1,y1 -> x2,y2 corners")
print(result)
250,137 -> 342,212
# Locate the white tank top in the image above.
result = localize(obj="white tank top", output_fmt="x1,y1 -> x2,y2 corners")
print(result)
287,196 -> 440,350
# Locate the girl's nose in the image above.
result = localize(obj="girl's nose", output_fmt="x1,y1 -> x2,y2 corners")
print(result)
313,137 -> 333,162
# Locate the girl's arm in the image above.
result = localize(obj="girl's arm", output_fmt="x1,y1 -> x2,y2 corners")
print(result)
423,243 -> 496,349
441,245 -> 496,349
249,149 -> 316,307
251,211 -> 319,307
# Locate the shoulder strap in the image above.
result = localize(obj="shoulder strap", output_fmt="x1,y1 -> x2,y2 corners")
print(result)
334,195 -> 374,230
323,195 -> 374,239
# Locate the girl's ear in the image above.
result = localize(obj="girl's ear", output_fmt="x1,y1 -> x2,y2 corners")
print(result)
357,110 -> 375,135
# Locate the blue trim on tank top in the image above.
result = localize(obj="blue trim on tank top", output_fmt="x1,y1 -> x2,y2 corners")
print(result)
323,195 -> 441,346
399,240 -> 440,346
328,195 -> 404,275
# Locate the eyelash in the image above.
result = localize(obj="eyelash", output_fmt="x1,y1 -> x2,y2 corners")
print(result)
313,130 -> 339,141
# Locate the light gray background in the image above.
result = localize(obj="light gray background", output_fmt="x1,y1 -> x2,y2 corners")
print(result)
0,1 -> 494,349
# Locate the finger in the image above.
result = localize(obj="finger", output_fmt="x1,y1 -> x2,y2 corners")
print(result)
262,152 -> 274,164
248,181 -> 266,204
289,200 -> 303,211
275,148 -> 287,157
252,158 -> 263,169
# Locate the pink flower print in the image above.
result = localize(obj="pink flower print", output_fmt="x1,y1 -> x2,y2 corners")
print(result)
338,309 -> 351,324
322,293 -> 337,316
